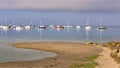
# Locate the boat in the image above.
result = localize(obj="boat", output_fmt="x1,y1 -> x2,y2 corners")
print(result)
24,25 -> 32,30
9,25 -> 17,28
2,26 -> 9,31
49,25 -> 54,28
53,25 -> 64,28
63,25 -> 73,28
1,18 -> 10,31
38,25 -> 46,29
97,20 -> 107,30
38,20 -> 46,29
98,27 -> 107,29
85,18 -> 91,30
0,17 -> 3,29
24,20 -> 33,30
76,25 -> 81,29
14,26 -> 23,31
63,20 -> 73,28
0,25 -> 4,29
85,26 -> 91,30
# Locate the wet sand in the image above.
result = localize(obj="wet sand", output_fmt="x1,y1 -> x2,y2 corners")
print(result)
0,42 -> 103,68
0,45 -> 57,63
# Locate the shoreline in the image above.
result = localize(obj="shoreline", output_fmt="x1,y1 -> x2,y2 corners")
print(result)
12,42 -> 102,54
0,42 -> 118,68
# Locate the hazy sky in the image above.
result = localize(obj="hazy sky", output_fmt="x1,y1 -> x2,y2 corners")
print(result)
0,0 -> 119,12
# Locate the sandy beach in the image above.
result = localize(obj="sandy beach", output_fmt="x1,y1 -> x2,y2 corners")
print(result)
0,42 -> 102,68
0,42 -> 118,68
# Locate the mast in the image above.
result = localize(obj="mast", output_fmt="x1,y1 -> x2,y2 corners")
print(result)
100,20 -> 102,27
86,18 -> 89,26
67,20 -> 69,26
40,20 -> 42,26
4,17 -> 6,26
30,20 -> 32,25
0,17 -> 2,25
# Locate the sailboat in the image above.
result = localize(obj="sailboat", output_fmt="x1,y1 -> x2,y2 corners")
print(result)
53,25 -> 64,29
8,21 -> 16,29
2,26 -> 9,31
85,18 -> 91,31
38,20 -> 46,29
63,20 -> 73,28
76,25 -> 81,31
97,20 -> 107,30
1,17 -> 9,44
0,17 -> 3,29
2,17 -> 9,31
15,26 -> 23,31
84,18 -> 91,41
76,25 -> 81,29
49,24 -> 54,28
24,20 -> 33,30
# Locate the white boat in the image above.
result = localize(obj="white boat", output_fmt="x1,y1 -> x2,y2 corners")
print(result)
1,17 -> 9,31
0,25 -> 4,29
49,25 -> 54,28
15,26 -> 23,31
2,26 -> 9,31
24,20 -> 33,30
63,20 -> 73,28
24,25 -> 32,30
76,25 -> 81,29
0,17 -> 3,29
63,25 -> 73,28
85,26 -> 91,30
10,25 -> 17,28
85,18 -> 91,30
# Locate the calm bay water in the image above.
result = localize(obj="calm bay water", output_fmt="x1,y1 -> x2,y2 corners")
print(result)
0,27 -> 120,43
0,10 -> 120,43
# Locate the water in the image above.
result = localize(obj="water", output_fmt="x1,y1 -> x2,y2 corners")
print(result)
0,10 -> 120,43
0,10 -> 119,63
0,44 -> 57,63
0,27 -> 120,43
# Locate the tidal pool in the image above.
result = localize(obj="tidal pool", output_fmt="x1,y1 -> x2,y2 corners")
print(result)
0,44 -> 57,63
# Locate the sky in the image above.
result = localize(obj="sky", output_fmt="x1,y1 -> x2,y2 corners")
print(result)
0,0 -> 119,12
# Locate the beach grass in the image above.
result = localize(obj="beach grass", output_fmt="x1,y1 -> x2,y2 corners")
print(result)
69,55 -> 100,68
86,55 -> 100,62
69,62 -> 98,68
